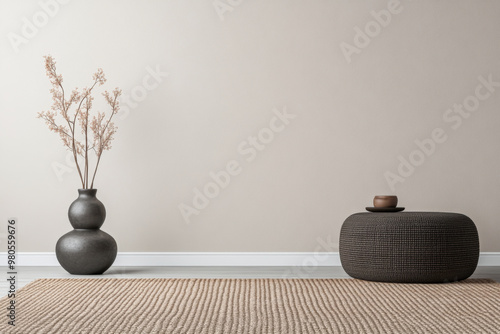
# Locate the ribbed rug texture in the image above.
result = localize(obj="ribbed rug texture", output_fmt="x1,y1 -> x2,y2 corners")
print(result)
1,278 -> 499,333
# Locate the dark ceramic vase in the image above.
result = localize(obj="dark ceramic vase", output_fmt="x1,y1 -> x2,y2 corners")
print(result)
56,189 -> 117,275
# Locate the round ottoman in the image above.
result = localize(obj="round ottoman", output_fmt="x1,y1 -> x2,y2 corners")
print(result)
339,212 -> 479,283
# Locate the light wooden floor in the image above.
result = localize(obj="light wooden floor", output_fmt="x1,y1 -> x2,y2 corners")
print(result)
2,266 -> 499,294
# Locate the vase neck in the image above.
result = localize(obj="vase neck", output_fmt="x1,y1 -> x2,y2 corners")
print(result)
78,189 -> 97,197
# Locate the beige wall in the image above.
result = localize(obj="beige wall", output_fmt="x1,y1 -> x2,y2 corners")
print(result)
1,0 -> 499,252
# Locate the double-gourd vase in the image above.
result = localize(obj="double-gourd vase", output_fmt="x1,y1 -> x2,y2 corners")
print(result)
55,189 -> 117,275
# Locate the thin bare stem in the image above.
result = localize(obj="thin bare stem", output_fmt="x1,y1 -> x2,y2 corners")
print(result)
58,82 -> 85,188
89,155 -> 101,190
72,81 -> 98,188
90,93 -> 120,189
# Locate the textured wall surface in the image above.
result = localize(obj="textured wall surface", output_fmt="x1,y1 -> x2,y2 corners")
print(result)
1,0 -> 499,252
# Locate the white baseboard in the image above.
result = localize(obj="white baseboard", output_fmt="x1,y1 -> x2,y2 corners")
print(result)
1,252 -> 499,267
1,252 -> 340,267
477,252 -> 500,266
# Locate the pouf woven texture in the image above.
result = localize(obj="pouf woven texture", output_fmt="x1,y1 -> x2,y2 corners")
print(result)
339,212 -> 480,283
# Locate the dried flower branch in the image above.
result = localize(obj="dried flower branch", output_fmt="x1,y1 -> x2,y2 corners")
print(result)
38,55 -> 122,189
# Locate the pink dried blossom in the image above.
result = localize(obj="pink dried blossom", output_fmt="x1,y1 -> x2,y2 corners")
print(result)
38,55 -> 122,189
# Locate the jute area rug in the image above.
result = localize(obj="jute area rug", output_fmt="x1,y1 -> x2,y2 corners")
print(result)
0,278 -> 499,334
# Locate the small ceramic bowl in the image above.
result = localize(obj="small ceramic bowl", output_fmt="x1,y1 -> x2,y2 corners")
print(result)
373,195 -> 398,208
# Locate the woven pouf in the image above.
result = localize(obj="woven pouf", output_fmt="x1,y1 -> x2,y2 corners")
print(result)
339,212 -> 480,283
